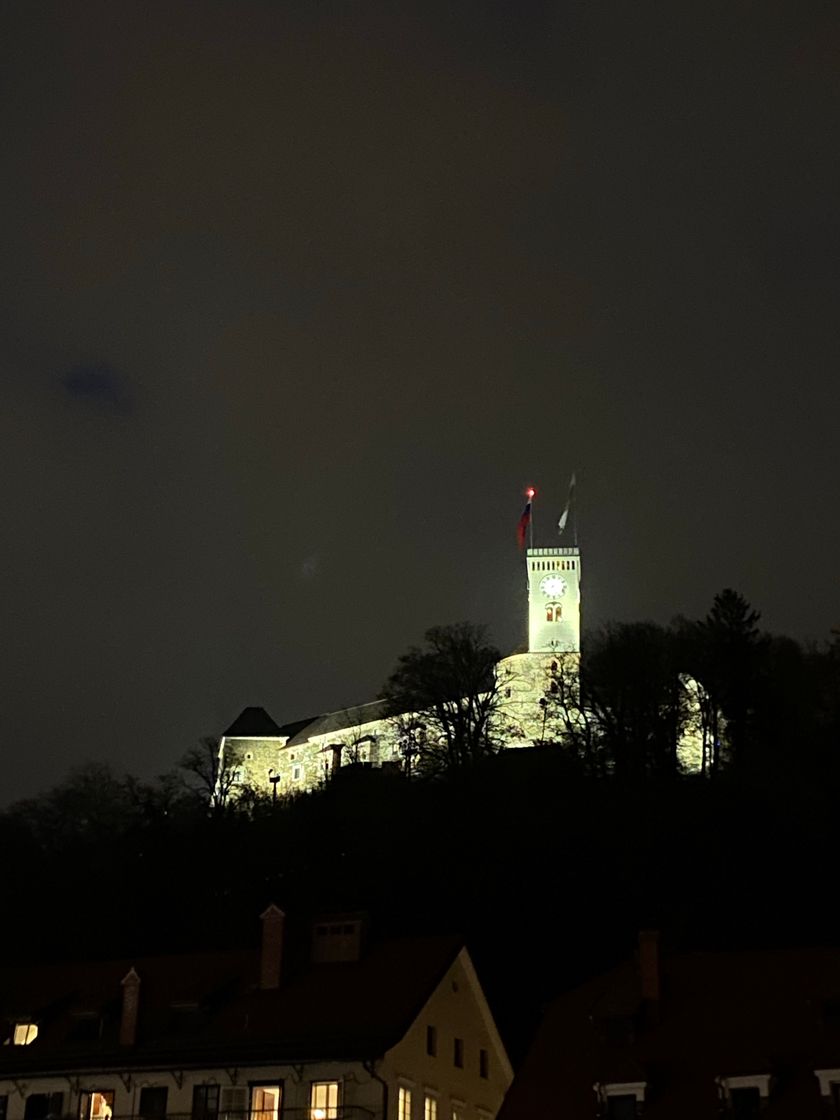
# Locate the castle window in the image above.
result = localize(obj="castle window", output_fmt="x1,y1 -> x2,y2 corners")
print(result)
546,606 -> 553,622
423,1095 -> 437,1120
479,1048 -> 489,1079
426,1024 -> 437,1056
454,1037 -> 464,1068
292,765 -> 302,781
310,1084 -> 339,1120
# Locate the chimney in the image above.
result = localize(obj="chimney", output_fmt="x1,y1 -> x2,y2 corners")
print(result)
638,930 -> 660,1009
260,905 -> 286,989
119,967 -> 141,1046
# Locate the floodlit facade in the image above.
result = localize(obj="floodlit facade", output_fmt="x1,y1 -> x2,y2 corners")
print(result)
0,911 -> 512,1120
220,548 -> 584,796
220,542 -> 706,795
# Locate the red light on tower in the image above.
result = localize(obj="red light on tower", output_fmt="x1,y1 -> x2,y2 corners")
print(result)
526,487 -> 536,498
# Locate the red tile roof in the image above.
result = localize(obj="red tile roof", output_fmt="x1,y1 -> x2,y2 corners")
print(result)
499,946 -> 840,1119
0,935 -> 462,1074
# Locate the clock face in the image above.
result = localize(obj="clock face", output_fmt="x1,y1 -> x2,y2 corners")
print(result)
539,575 -> 568,598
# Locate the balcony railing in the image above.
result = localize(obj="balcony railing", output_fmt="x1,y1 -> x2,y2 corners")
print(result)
75,1109 -> 375,1120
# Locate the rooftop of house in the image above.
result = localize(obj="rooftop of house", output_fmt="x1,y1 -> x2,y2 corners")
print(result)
0,928 -> 463,1075
499,942 -> 840,1119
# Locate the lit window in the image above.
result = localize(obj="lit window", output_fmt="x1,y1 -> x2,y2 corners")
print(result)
79,1092 -> 115,1120
252,1086 -> 282,1120
12,1022 -> 38,1045
426,1025 -> 437,1056
398,1087 -> 412,1120
451,1106 -> 465,1120
424,1096 -> 437,1120
454,1037 -> 464,1068
310,1083 -> 339,1120
479,1049 -> 489,1079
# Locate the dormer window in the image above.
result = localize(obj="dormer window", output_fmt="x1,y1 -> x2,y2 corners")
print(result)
815,1070 -> 840,1111
717,1076 -> 771,1116
594,1082 -> 645,1118
11,1022 -> 37,1045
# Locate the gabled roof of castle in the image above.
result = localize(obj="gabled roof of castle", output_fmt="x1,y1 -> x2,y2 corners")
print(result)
222,706 -> 284,738
282,699 -> 393,746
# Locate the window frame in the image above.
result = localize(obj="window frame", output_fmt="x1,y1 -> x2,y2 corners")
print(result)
78,1090 -> 116,1120
12,1022 -> 38,1046
309,1081 -> 340,1120
453,1037 -> 464,1069
397,1083 -> 414,1120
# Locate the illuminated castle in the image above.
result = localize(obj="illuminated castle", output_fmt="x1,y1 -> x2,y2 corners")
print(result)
220,541 -> 583,796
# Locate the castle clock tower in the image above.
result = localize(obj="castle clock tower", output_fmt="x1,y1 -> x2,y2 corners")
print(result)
527,547 -> 581,653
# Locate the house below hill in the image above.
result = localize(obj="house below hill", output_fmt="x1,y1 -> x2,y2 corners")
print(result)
0,909 -> 512,1120
498,931 -> 840,1118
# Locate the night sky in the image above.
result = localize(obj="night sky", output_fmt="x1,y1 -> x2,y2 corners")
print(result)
3,0 -> 839,802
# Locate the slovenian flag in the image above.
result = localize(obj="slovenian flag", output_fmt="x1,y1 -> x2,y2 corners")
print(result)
517,490 -> 534,549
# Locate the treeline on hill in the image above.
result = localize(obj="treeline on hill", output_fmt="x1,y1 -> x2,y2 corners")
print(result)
1,589 -> 839,1057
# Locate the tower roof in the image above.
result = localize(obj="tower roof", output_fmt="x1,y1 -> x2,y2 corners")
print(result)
222,706 -> 284,738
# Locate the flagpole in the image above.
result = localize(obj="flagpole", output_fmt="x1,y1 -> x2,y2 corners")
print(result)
529,488 -> 535,550
573,472 -> 578,547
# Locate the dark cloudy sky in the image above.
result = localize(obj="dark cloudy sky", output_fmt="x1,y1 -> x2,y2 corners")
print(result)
2,0 -> 839,801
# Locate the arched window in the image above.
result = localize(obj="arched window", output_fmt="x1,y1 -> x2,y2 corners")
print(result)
546,606 -> 554,622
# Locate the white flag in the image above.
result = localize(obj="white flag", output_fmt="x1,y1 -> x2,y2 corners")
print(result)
557,472 -> 576,535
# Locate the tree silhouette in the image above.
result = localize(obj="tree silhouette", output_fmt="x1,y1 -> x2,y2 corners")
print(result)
380,622 -> 507,775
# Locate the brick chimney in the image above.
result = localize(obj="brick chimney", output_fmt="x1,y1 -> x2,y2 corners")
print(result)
638,930 -> 661,1009
260,905 -> 286,989
119,967 -> 141,1046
